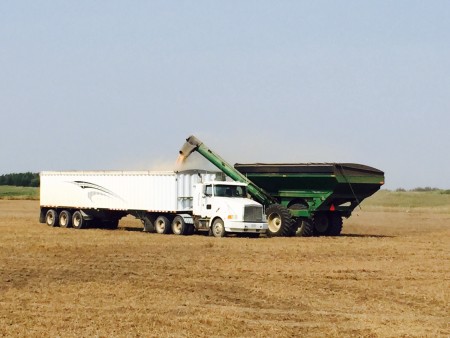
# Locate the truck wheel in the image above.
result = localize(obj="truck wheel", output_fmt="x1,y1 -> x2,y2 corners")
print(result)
45,209 -> 59,227
312,213 -> 329,236
72,211 -> 87,229
326,214 -> 343,236
59,210 -> 72,228
266,204 -> 294,237
171,216 -> 187,235
211,218 -> 226,238
155,216 -> 171,234
39,209 -> 46,223
185,224 -> 195,235
296,219 -> 314,237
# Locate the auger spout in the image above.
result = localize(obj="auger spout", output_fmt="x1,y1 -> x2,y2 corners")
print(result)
179,135 -> 277,206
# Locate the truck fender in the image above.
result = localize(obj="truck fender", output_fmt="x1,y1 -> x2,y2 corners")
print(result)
80,210 -> 94,220
177,214 -> 194,225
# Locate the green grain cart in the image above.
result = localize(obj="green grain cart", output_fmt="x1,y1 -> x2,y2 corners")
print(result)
179,136 -> 384,237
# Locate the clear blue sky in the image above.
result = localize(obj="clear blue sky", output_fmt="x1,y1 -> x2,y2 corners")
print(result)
1,1 -> 449,189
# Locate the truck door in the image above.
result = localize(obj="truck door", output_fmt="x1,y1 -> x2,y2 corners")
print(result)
201,184 -> 214,218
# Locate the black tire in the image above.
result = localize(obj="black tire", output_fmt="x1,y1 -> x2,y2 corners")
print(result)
296,219 -> 314,237
326,214 -> 343,236
211,218 -> 226,238
185,223 -> 195,236
171,216 -> 188,235
155,216 -> 172,234
72,210 -> 87,229
45,209 -> 59,227
39,209 -> 46,223
265,204 -> 294,237
59,210 -> 72,228
312,213 -> 330,236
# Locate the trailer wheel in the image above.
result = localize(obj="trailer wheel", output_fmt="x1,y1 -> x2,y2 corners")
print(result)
72,211 -> 87,229
59,210 -> 72,228
171,216 -> 187,235
312,213 -> 329,236
296,219 -> 314,237
266,204 -> 294,237
39,209 -> 46,223
211,218 -> 226,238
155,216 -> 171,234
45,209 -> 59,227
326,214 -> 343,236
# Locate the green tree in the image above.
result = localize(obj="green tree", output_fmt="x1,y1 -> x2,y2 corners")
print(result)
0,172 -> 40,187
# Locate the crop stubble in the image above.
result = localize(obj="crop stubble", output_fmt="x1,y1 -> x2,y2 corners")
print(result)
0,200 -> 449,337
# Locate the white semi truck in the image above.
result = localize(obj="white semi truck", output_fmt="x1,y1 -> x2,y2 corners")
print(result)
39,170 -> 267,237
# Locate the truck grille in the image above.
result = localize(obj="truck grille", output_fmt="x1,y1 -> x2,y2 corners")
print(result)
244,205 -> 263,222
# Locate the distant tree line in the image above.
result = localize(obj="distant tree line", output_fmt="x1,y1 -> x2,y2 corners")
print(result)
0,172 -> 40,187
395,187 -> 450,194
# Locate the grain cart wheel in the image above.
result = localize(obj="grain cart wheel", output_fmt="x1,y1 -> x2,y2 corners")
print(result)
171,216 -> 187,235
312,213 -> 329,236
59,210 -> 72,228
326,214 -> 343,236
155,216 -> 172,234
296,219 -> 314,237
45,209 -> 59,227
211,218 -> 226,238
266,204 -> 294,237
289,202 -> 309,236
72,210 -> 88,229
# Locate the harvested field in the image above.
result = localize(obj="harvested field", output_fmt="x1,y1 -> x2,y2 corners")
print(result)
0,200 -> 449,337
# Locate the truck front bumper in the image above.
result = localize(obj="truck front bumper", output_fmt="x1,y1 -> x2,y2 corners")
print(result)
224,220 -> 268,233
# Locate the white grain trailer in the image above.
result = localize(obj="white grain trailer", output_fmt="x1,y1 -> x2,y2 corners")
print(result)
39,170 -> 267,237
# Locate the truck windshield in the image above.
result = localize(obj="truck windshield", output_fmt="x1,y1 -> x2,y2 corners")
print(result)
214,185 -> 247,198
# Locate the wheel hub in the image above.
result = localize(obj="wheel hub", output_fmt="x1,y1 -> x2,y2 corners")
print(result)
267,213 -> 282,232
173,221 -> 181,234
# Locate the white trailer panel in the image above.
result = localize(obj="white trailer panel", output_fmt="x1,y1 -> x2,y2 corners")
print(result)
40,170 -> 219,212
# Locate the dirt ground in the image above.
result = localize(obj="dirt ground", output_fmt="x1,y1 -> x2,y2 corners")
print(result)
0,200 -> 449,337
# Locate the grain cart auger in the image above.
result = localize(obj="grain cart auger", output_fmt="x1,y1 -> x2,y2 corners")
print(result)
179,135 -> 385,237
179,135 -> 297,236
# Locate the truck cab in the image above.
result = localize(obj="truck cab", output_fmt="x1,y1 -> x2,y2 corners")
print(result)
193,181 -> 267,237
